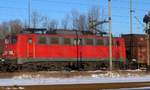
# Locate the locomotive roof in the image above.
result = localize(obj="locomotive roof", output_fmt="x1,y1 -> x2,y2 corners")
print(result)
121,34 -> 146,38
46,29 -> 106,35
22,28 -> 107,36
16,28 -> 125,39
122,34 -> 146,36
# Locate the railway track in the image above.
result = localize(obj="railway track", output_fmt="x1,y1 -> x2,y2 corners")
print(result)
1,82 -> 150,90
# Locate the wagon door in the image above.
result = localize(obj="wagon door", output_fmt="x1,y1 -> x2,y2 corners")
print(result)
27,37 -> 35,58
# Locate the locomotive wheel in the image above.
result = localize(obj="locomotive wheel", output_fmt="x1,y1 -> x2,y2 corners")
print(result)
36,65 -> 43,71
83,63 -> 89,71
64,66 -> 72,71
8,65 -> 16,72
22,63 -> 37,72
0,65 -> 1,71
49,65 -> 57,71
1,66 -> 7,72
96,64 -> 101,70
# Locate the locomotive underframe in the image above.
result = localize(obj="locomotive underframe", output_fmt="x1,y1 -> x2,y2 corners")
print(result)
0,58 -> 124,72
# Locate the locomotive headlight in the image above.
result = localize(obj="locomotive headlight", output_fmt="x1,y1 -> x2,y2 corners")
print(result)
0,58 -> 5,62
9,50 -> 14,55
3,50 -> 14,55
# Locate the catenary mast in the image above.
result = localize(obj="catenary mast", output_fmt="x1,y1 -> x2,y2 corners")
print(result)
28,0 -> 31,28
108,0 -> 112,71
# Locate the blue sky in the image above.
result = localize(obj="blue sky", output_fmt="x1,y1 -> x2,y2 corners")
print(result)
0,0 -> 150,36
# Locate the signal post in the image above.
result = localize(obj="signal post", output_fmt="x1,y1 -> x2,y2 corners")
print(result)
143,12 -> 150,71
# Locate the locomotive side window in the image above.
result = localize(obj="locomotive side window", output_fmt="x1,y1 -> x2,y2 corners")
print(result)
28,38 -> 32,44
5,39 -> 9,44
11,37 -> 17,44
103,38 -> 115,46
50,37 -> 59,44
103,38 -> 109,46
96,39 -> 103,45
85,38 -> 93,45
73,38 -> 83,45
64,38 -> 71,45
38,36 -> 47,44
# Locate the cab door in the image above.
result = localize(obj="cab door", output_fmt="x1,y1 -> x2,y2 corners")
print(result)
27,37 -> 35,58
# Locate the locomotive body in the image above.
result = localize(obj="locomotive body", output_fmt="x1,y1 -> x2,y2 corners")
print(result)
1,30 -> 126,71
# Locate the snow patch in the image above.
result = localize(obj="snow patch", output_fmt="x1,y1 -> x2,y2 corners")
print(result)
0,71 -> 150,86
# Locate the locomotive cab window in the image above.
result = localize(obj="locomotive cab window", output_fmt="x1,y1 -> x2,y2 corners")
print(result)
5,35 -> 17,44
11,36 -> 17,44
103,38 -> 109,46
5,39 -> 9,44
37,36 -> 47,44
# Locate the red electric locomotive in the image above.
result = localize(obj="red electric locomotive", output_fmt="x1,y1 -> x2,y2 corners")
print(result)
0,28 -> 126,71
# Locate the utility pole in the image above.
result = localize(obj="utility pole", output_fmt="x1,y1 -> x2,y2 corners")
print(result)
143,12 -> 150,71
130,0 -> 133,34
108,0 -> 112,71
28,0 -> 31,28
147,31 -> 150,71
147,12 -> 150,71
129,0 -> 133,69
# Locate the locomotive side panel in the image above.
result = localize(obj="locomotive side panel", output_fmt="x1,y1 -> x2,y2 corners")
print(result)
17,35 -> 126,64
1,33 -> 126,71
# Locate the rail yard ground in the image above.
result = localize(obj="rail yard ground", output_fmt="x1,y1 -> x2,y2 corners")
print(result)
0,70 -> 150,90
1,82 -> 150,90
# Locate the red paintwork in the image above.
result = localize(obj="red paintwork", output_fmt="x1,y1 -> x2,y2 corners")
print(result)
3,34 -> 126,63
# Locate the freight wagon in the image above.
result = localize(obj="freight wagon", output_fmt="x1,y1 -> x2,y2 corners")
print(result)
122,34 -> 147,69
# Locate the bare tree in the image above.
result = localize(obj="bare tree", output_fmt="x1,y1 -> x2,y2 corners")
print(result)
88,6 -> 100,31
0,22 -> 10,39
61,14 -> 70,30
41,16 -> 59,30
88,6 -> 100,22
31,11 -> 43,28
71,10 -> 80,30
42,16 -> 50,29
48,19 -> 58,30
23,20 -> 28,29
0,25 -> 5,39
70,10 -> 88,31
9,19 -> 23,35
78,14 -> 87,31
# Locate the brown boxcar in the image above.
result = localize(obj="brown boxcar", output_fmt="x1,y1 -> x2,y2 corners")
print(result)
122,34 -> 147,69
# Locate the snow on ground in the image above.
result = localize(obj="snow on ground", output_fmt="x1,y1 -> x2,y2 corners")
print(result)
0,71 -> 150,86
